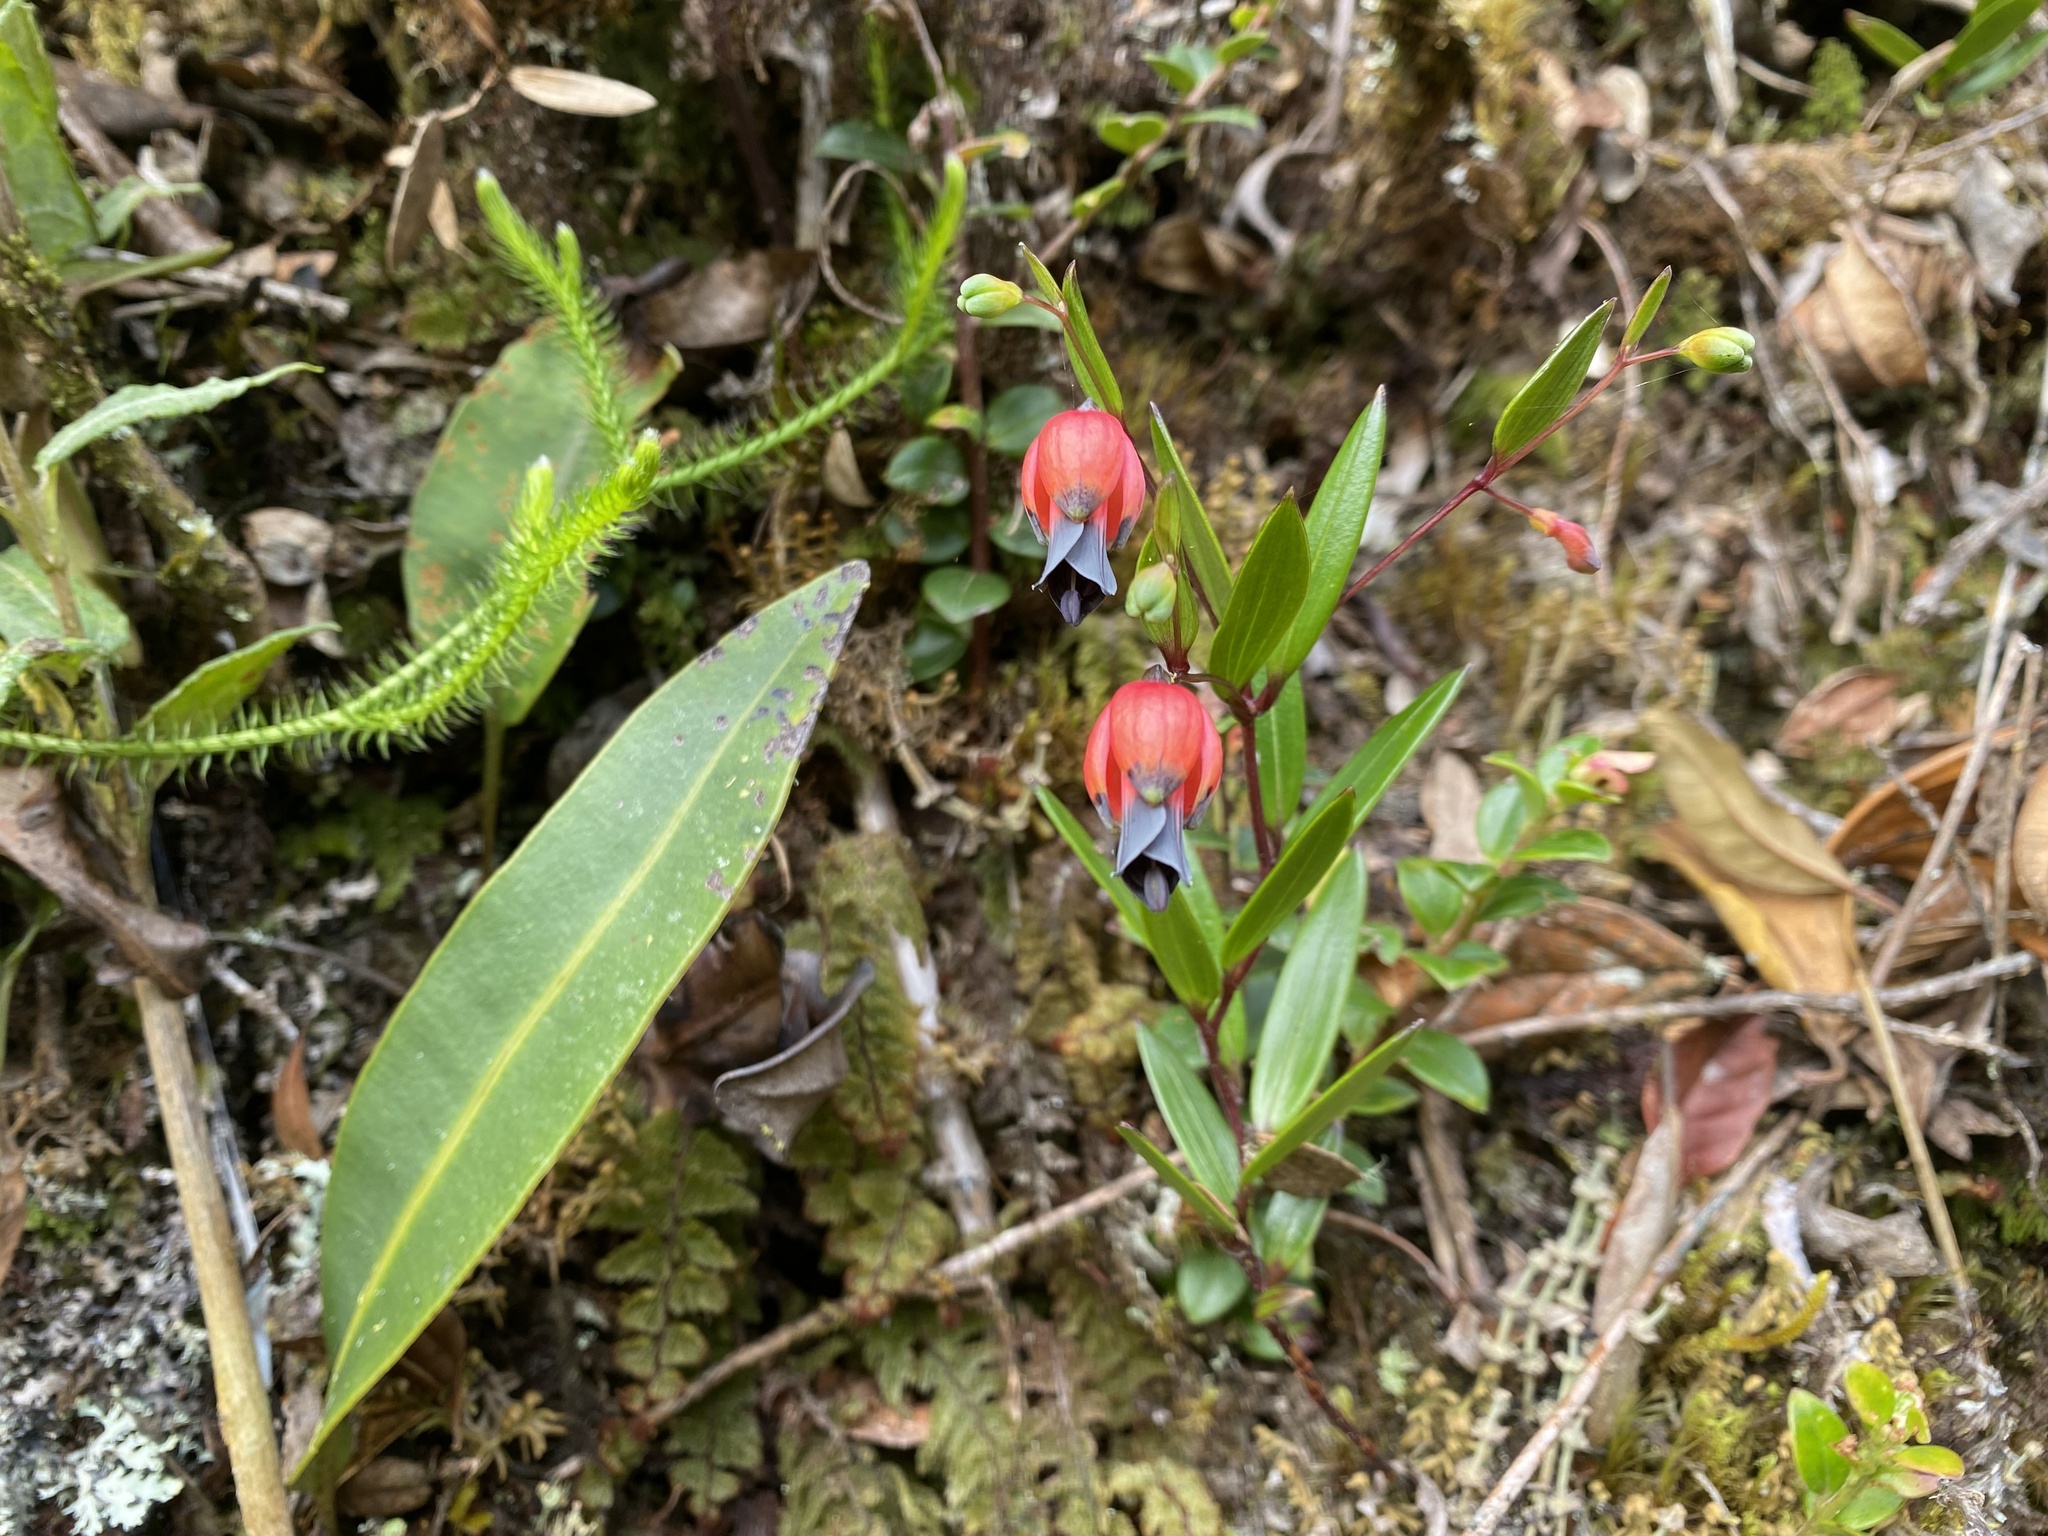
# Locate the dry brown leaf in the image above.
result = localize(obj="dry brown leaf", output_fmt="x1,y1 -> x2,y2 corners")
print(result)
1646,822 -> 1858,1055
427,179 -> 461,252
451,0 -> 501,55
0,1115 -> 24,1295
1642,1015 -> 1778,1182
822,428 -> 875,507
1422,751 -> 1483,864
386,113 -> 445,269
1774,667 -> 1923,757
2015,761 -> 2048,924
846,1401 -> 931,1450
1926,1095 -> 2017,1159
506,65 -> 658,117
273,1034 -> 326,1160
1785,220 -> 1951,393
1647,709 -> 1864,899
638,252 -> 811,350
1505,896 -> 1706,974
1585,1116 -> 1679,1444
0,768 -> 208,995
1136,215 -> 1265,296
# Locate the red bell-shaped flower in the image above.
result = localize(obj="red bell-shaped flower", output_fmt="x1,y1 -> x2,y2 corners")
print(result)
1082,679 -> 1223,912
1020,407 -> 1147,624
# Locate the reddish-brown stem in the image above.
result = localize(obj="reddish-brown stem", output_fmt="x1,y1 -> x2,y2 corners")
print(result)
957,314 -> 992,694
1477,482 -> 1545,520
1195,954 -> 1254,1149
1338,342 -> 1681,606
1239,718 -> 1277,873
1262,1313 -> 1385,1468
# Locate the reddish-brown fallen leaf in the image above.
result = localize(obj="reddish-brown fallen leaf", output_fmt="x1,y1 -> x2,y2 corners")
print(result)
1774,666 -> 1923,758
272,1034 -> 326,1161
0,1115 -> 24,1294
1505,896 -> 1706,974
1641,1014 -> 1779,1182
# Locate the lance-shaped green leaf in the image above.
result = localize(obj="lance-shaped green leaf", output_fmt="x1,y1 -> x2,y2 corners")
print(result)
1222,789 -> 1353,968
1137,1021 -> 1240,1201
1623,268 -> 1672,352
404,326 -> 675,725
1933,0 -> 2043,85
1248,850 -> 1366,1130
1845,10 -> 1926,65
1302,667 -> 1466,832
1149,408 -> 1233,621
132,624 -> 332,793
1060,264 -> 1123,415
1255,671 -> 1307,824
1948,28 -> 2048,102
1271,389 -> 1385,680
1241,1021 -> 1421,1188
1208,498 -> 1308,688
35,364 -> 319,477
310,563 -> 869,1472
0,0 -> 95,259
1145,886 -> 1222,1008
1492,300 -> 1615,462
1118,1124 -> 1240,1234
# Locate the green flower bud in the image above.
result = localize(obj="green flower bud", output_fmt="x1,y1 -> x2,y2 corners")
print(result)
957,274 -> 1023,318
1678,326 -> 1756,374
1126,562 -> 1178,625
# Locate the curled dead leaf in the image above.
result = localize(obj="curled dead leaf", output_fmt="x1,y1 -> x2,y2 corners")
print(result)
1585,1116 -> 1679,1444
822,428 -> 875,507
636,251 -> 812,351
1774,667 -> 1924,758
1505,896 -> 1707,975
506,65 -> 658,118
386,113 -> 445,269
1136,215 -> 1265,296
2014,762 -> 2048,925
1784,219 -> 1953,393
0,768 -> 207,996
273,1033 -> 326,1161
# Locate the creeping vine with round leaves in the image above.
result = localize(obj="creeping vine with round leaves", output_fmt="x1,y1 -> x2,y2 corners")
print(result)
976,253 -> 1756,1455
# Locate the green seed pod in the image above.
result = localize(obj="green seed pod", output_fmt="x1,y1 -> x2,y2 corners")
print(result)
1678,326 -> 1756,374
957,274 -> 1023,318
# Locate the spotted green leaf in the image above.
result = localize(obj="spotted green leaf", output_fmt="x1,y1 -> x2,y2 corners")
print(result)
310,563 -> 868,1472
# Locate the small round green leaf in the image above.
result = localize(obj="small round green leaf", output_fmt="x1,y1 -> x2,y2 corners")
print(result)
921,567 -> 1012,626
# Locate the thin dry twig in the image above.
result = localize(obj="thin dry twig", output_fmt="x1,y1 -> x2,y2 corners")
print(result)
1901,472 -> 2048,624
633,1163 -> 1160,1430
1322,1209 -> 1461,1305
1455,951 -> 2035,1058
1460,1113 -> 1803,1536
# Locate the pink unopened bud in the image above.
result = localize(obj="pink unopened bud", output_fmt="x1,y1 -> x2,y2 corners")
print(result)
1521,507 -> 1601,575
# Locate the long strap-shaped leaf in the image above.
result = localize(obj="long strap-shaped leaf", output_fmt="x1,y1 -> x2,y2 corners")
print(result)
307,561 -> 871,1471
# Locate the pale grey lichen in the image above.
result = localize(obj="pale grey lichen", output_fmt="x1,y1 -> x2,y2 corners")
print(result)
49,1397 -> 185,1534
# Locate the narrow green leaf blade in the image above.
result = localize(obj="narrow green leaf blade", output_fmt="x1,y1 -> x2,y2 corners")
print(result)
1946,26 -> 2048,101
1144,886 -> 1222,1008
1118,1124 -> 1240,1234
1845,11 -> 1926,68
35,364 -> 318,477
1137,1021 -> 1240,1201
0,0 -> 95,259
1208,498 -> 1309,688
1242,1022 -> 1422,1188
1035,784 -> 1151,935
1060,265 -> 1123,415
1272,389 -> 1384,680
1401,1028 -> 1490,1111
1149,408 -> 1233,619
1491,300 -> 1616,461
1622,268 -> 1672,351
1255,672 -> 1307,823
1303,667 -> 1465,831
1933,0 -> 2043,84
1248,850 -> 1366,1130
1222,789 -> 1354,968
311,563 -> 869,1471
